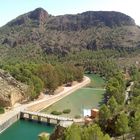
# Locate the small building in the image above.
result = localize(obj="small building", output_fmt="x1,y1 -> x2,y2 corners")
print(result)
83,109 -> 91,117
91,108 -> 99,118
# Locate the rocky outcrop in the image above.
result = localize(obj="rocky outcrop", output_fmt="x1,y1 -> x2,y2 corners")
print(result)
47,11 -> 135,31
0,69 -> 28,107
50,125 -> 65,140
6,9 -> 135,30
7,8 -> 49,28
28,8 -> 49,25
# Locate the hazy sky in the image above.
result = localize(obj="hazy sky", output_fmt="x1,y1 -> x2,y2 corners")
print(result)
0,0 -> 140,27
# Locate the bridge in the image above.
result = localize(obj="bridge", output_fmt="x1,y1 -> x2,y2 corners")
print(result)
20,111 -> 74,125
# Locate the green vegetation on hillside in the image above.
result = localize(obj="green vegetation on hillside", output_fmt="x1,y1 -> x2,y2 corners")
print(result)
53,65 -> 140,139
1,45 -> 139,139
106,72 -> 125,104
60,124 -> 110,140
0,63 -> 83,100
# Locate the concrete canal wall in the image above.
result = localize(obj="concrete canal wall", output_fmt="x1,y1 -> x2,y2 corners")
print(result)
0,112 -> 20,134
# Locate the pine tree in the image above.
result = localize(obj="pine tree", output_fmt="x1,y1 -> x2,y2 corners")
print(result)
115,113 -> 129,139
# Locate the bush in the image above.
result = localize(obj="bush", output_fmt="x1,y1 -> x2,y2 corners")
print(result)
0,107 -> 5,114
51,111 -> 62,115
63,109 -> 71,114
74,115 -> 81,119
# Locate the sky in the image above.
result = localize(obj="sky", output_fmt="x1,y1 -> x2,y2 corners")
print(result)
0,0 -> 140,27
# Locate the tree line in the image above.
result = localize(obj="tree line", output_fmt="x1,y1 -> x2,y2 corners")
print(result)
57,124 -> 110,140
98,66 -> 140,139
1,63 -> 83,100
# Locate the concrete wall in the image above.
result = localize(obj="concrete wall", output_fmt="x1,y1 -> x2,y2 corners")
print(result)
0,113 -> 20,134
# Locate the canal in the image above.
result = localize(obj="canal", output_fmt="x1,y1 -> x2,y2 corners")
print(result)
42,74 -> 105,117
0,120 -> 55,140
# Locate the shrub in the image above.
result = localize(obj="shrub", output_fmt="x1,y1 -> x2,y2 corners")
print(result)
51,111 -> 62,115
0,107 -> 5,114
63,109 -> 71,114
74,115 -> 81,119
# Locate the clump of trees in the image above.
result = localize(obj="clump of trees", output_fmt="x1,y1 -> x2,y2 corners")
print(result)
99,95 -> 130,138
106,72 -> 125,104
1,63 -> 84,100
63,109 -> 71,114
51,111 -> 62,115
127,67 -> 140,139
60,124 -> 110,140
58,50 -> 120,79
98,67 -> 140,139
51,109 -> 71,115
0,107 -> 5,114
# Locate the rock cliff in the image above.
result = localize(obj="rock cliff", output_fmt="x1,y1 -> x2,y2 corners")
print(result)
0,69 -> 28,107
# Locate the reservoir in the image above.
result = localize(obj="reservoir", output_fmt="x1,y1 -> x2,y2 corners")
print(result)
0,120 -> 55,140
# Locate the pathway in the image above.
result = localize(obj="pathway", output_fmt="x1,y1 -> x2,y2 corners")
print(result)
124,81 -> 134,104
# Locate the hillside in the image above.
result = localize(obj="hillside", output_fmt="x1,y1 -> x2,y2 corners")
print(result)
0,8 -> 140,61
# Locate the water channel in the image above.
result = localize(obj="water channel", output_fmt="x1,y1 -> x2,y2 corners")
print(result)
0,120 -> 55,140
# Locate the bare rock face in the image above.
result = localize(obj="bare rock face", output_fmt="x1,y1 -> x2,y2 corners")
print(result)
50,125 -> 65,140
47,11 -> 135,31
28,8 -> 49,25
0,69 -> 28,107
7,8 -> 49,28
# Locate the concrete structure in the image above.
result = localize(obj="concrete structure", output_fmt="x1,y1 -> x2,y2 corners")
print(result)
83,109 -> 91,117
91,109 -> 99,118
0,110 -> 74,134
0,112 -> 20,134
20,111 -> 74,125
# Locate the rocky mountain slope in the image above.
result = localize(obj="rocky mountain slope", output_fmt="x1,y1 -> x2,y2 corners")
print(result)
0,69 -> 28,107
0,8 -> 140,58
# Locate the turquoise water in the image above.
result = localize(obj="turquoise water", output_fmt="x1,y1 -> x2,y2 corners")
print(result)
0,120 -> 55,140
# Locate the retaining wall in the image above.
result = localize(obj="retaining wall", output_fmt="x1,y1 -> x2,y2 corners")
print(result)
0,112 -> 20,134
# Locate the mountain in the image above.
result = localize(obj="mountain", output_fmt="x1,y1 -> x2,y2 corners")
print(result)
0,8 -> 140,58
